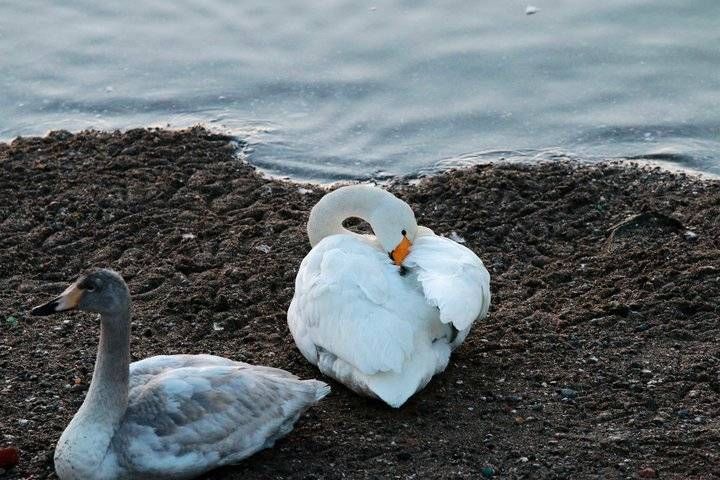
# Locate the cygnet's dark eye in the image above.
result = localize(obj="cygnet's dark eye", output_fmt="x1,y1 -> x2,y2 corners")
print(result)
401,229 -> 407,236
79,277 -> 97,292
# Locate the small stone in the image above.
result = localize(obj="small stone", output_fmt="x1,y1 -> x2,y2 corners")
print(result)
651,415 -> 665,425
255,244 -> 271,254
396,451 -> 411,462
525,5 -> 539,15
0,446 -> 19,469
514,416 -> 525,424
481,466 -> 495,478
677,409 -> 690,419
560,388 -> 577,399
638,466 -> 657,478
531,255 -> 551,268
17,419 -> 28,426
519,456 -> 529,463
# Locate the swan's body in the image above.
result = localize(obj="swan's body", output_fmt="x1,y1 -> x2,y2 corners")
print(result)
288,185 -> 490,407
32,269 -> 329,480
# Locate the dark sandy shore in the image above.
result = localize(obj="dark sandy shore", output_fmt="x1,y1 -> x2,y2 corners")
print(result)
0,127 -> 718,479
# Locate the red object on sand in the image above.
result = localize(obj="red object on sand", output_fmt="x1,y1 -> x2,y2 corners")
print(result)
0,446 -> 19,468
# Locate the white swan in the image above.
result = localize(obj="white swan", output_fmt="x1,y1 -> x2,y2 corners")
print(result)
31,268 -> 329,480
288,185 -> 490,408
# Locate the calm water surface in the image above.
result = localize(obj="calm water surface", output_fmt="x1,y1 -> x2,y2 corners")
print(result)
2,0 -> 719,181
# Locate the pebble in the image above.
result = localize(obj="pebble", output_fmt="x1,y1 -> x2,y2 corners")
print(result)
481,466 -> 495,478
255,244 -> 272,254
0,446 -> 19,469
638,466 -> 657,478
396,451 -> 411,462
677,409 -> 690,419
560,388 -> 577,399
525,5 -> 539,15
530,255 -> 551,267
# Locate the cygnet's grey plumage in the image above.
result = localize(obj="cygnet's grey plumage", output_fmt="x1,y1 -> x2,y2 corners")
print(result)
32,269 -> 329,480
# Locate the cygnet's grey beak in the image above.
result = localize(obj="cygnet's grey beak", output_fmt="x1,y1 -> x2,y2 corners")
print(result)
31,283 -> 83,316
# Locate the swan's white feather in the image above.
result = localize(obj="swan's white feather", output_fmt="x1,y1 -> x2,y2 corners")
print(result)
290,235 -> 415,376
405,233 -> 491,333
288,230 -> 490,408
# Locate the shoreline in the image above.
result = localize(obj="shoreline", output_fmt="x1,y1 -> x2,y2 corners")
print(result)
1,127 -> 718,479
5,125 -> 720,185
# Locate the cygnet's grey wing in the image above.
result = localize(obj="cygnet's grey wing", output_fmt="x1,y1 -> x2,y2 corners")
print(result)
129,354 -> 298,391
116,365 -> 329,479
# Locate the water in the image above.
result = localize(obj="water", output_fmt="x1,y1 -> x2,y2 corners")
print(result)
2,0 -> 719,181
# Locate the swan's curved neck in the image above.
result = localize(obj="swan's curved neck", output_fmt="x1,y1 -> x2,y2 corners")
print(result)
307,185 -> 390,246
55,307 -> 130,474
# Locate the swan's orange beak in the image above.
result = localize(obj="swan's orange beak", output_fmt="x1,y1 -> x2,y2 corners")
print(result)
391,236 -> 412,266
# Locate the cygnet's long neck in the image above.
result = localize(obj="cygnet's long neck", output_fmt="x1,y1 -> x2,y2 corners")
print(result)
83,308 -> 130,419
56,305 -> 130,474
307,185 -> 394,246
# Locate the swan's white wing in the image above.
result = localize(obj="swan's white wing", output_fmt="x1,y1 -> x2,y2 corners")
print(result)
405,233 -> 491,331
289,235 -> 415,375
119,365 -> 328,477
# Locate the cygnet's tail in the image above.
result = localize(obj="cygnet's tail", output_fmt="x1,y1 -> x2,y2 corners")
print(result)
305,379 -> 331,402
